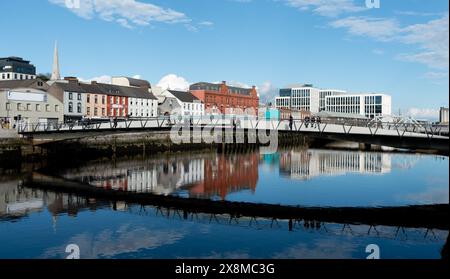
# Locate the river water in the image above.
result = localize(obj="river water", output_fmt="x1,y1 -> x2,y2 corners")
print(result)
0,148 -> 448,259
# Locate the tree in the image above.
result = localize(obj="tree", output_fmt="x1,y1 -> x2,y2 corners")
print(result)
37,73 -> 51,81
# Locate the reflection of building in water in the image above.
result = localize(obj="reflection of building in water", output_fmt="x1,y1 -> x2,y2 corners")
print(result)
0,181 -> 102,219
280,149 -> 391,180
60,157 -> 205,195
57,153 -> 256,199
189,153 -> 259,200
0,180 -> 44,216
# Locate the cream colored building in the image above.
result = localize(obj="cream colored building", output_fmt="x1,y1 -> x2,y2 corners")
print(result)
0,79 -> 63,130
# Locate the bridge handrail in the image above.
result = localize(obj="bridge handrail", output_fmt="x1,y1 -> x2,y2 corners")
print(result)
17,116 -> 449,137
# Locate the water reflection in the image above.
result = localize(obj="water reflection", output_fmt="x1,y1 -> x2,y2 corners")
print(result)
25,148 -> 448,207
279,149 -> 391,180
0,182 -> 447,259
0,149 -> 448,259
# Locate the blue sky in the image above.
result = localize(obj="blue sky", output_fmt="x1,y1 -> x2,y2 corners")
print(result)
0,0 -> 448,119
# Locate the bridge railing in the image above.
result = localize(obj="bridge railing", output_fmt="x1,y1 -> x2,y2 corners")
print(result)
17,115 -> 449,138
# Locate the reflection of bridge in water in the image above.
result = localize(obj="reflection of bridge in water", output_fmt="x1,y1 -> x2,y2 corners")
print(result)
19,172 -> 449,231
0,182 -> 447,248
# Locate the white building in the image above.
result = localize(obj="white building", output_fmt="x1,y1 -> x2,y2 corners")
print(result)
325,93 -> 391,118
158,90 -> 205,118
48,79 -> 87,122
111,76 -> 158,118
275,84 -> 392,119
319,89 -> 346,111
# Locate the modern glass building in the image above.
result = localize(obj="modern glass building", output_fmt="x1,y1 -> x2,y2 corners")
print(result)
0,57 -> 36,81
275,84 -> 392,119
325,94 -> 392,118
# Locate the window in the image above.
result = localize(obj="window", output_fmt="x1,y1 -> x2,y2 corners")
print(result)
20,74 -> 23,80
102,96 -> 105,104
87,107 -> 91,115
36,104 -> 41,111
87,94 -> 90,103
94,108 -> 98,116
6,103 -> 10,111
27,104 -> 31,111
77,93 -> 81,101
14,74 -> 17,79
69,93 -> 73,100
77,103 -> 82,113
102,108 -> 105,116
55,105 -> 59,112
94,95 -> 98,104
68,102 -> 73,113
375,96 -> 382,104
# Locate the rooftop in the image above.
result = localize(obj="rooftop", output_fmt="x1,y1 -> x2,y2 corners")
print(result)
168,90 -> 200,103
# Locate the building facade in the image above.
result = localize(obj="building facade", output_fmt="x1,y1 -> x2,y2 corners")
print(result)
0,57 -> 36,81
48,79 -> 87,122
158,90 -> 205,118
325,94 -> 391,118
275,84 -> 392,119
48,77 -> 158,121
190,81 -> 259,115
0,79 -> 63,129
111,77 -> 158,118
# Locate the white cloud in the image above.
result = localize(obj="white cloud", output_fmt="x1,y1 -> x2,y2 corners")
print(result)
79,75 -> 112,84
406,107 -> 440,120
258,81 -> 279,104
48,0 -> 190,28
284,0 -> 366,17
157,74 -> 190,90
330,14 -> 449,71
199,21 -> 214,27
330,16 -> 401,42
398,15 -> 449,70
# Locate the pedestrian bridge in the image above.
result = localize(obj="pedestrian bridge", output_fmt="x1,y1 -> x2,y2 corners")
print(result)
17,117 -> 449,153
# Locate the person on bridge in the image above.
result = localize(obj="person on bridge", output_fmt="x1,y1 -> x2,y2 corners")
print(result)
113,117 -> 118,128
289,115 -> 293,131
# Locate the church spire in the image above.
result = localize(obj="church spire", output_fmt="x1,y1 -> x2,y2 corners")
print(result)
51,41 -> 61,80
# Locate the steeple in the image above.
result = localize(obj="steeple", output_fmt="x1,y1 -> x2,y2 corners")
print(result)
51,41 -> 61,80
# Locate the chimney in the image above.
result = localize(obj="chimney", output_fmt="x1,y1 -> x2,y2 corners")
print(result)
91,81 -> 97,85
252,86 -> 256,89
222,81 -> 226,85
64,76 -> 78,84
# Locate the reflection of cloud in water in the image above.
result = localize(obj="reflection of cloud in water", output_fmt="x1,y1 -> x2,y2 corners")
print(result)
403,187 -> 449,204
272,239 -> 358,259
41,224 -> 185,259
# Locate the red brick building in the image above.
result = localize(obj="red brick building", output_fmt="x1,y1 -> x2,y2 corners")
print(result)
190,81 -> 259,115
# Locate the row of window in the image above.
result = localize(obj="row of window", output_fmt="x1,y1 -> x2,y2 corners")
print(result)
68,102 -> 82,113
326,97 -> 361,106
292,89 -> 310,98
6,103 -> 59,112
326,105 -> 361,114
0,73 -> 36,80
365,96 -> 383,105
68,92 -> 82,101
183,103 -> 203,111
